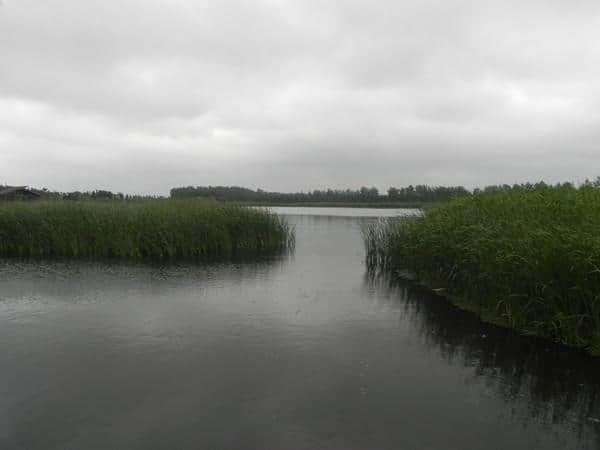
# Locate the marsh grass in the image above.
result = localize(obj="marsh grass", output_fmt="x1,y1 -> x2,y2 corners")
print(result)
0,199 -> 294,261
363,187 -> 600,355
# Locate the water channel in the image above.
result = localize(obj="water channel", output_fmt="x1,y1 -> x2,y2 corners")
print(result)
1,208 -> 599,449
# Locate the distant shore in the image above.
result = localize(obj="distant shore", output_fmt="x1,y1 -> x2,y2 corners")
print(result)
230,201 -> 432,209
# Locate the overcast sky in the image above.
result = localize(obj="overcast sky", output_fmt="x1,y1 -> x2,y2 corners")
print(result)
1,0 -> 599,194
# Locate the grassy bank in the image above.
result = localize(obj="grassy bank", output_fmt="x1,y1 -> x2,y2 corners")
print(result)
362,187 -> 600,355
0,200 -> 294,260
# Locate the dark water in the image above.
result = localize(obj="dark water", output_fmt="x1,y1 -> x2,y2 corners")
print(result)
1,209 -> 599,450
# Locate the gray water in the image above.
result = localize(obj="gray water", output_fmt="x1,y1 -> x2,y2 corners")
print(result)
1,209 -> 599,450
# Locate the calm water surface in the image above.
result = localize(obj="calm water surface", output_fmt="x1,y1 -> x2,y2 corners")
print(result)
1,208 -> 599,449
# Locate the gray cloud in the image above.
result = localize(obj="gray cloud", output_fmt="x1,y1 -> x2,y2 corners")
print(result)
1,0 -> 599,194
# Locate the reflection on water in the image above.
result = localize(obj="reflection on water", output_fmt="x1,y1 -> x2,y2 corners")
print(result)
0,209 -> 599,450
365,273 -> 600,444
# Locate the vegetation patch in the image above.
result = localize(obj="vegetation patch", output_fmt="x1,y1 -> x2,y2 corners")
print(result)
0,200 -> 294,261
362,187 -> 600,355
170,184 -> 469,204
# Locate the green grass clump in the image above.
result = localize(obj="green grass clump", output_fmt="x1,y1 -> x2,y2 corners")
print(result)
0,200 -> 294,261
363,187 -> 600,355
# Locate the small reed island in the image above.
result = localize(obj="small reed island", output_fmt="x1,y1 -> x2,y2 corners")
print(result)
0,199 -> 294,260
363,186 -> 600,355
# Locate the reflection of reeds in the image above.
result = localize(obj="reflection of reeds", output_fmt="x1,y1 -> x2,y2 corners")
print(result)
365,272 -> 600,443
362,188 -> 600,355
0,200 -> 294,261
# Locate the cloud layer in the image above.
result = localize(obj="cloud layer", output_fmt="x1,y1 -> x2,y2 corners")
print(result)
1,0 -> 599,194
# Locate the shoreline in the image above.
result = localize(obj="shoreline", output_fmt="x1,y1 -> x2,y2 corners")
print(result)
230,201 -> 432,209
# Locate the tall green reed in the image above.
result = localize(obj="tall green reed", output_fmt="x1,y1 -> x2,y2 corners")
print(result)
0,199 -> 294,261
362,187 -> 600,355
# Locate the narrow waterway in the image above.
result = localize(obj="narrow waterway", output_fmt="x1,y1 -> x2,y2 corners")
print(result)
0,208 -> 598,449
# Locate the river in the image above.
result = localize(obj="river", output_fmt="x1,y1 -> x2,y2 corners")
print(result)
0,208 -> 599,449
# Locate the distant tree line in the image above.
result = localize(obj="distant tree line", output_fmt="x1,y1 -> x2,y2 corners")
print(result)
60,190 -> 163,201
387,185 -> 470,202
170,185 -> 388,203
3,187 -> 163,201
171,179 -> 600,204
170,185 -> 471,203
6,178 -> 600,204
472,180 -> 578,194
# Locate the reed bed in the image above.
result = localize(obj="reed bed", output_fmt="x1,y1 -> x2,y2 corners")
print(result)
0,200 -> 294,261
362,187 -> 600,355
